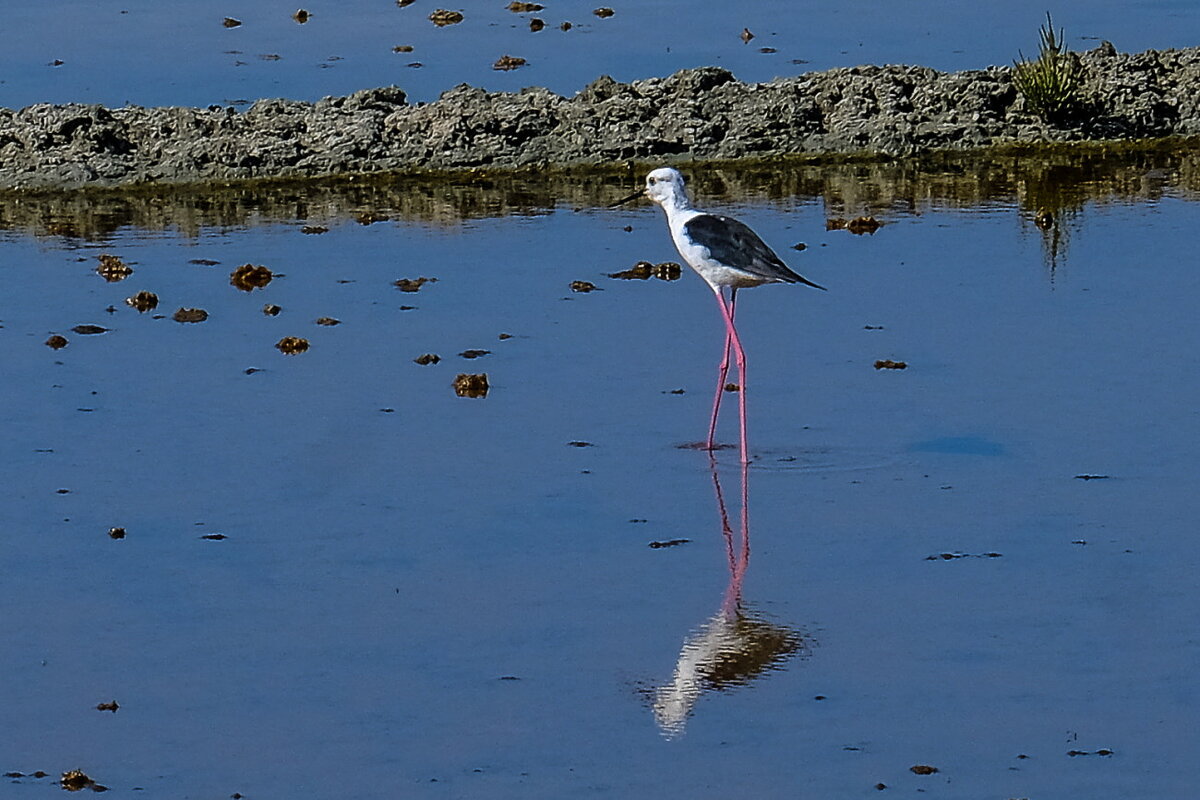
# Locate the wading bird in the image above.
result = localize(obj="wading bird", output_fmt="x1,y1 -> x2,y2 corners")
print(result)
610,167 -> 825,463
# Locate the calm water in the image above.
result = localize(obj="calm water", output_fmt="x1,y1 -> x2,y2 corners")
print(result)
2,155 -> 1198,797
2,0 -> 1200,109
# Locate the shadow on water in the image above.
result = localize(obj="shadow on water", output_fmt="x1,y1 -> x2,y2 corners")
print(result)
650,458 -> 810,739
4,141 -> 1200,246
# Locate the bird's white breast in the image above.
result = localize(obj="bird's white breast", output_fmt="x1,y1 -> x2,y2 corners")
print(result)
667,209 -> 770,290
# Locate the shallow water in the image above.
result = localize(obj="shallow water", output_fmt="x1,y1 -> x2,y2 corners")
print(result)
3,0 -> 1200,110
2,155 -> 1198,797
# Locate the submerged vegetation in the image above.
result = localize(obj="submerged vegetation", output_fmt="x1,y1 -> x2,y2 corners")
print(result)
1013,13 -> 1081,123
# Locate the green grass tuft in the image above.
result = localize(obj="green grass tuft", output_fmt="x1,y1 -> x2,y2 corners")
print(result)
1013,13 -> 1080,123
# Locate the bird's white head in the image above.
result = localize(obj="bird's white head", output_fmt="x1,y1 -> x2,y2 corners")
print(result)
644,167 -> 690,211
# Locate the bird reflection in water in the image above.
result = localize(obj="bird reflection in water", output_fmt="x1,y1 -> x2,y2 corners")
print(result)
651,457 -> 811,738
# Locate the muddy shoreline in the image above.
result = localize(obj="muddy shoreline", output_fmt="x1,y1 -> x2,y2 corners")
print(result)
2,43 -> 1199,191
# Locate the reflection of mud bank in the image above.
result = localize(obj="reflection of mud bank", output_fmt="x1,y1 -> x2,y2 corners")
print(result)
4,142 -> 1199,240
5,44 -> 1200,191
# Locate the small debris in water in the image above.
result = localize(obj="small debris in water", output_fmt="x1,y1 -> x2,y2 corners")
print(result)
567,441 -> 593,447
56,488 -> 71,494
108,527 -> 126,540
188,258 -> 220,266
1074,474 -> 1110,480
1034,209 -> 1055,229
493,55 -> 527,71
230,264 -> 273,291
665,388 -> 685,394
60,770 -> 99,792
593,7 -> 615,17
874,359 -> 907,370
507,1 -> 543,11
95,701 -> 119,712
874,783 -> 887,790
392,45 -> 414,53
724,383 -> 740,392
397,0 -> 416,6
395,277 -> 436,292
414,353 -> 441,365
173,308 -> 208,323
1067,748 -> 1114,757
570,280 -> 599,292
96,254 -> 132,282
759,47 -> 777,53
200,533 -> 228,540
740,28 -> 755,43
315,317 -> 341,326
244,367 -> 265,375
925,551 -> 1002,560
560,21 -> 572,30
498,675 -> 521,680
529,18 -> 544,31
125,291 -> 158,312
292,9 -> 310,23
791,242 -> 807,251
263,304 -> 282,316
46,335 -> 69,349
498,332 -> 513,340
429,9 -> 464,26
301,225 -> 329,234
459,349 -> 490,359
453,373 -> 489,398
863,325 -> 885,330
909,765 -> 939,775
649,539 -> 690,549
356,211 -> 389,225
223,17 -> 242,28
72,324 -> 108,335
276,336 -> 310,354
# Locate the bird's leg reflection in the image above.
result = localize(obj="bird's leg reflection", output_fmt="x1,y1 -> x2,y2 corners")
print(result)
652,457 -> 807,739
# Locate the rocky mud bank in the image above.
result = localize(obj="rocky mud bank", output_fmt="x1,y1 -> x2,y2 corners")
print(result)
2,43 -> 1199,191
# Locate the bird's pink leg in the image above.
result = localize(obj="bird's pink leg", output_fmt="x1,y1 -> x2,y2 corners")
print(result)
711,286 -> 749,464
706,288 -> 736,451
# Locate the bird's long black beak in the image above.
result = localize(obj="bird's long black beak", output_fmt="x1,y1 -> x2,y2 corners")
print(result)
607,190 -> 645,209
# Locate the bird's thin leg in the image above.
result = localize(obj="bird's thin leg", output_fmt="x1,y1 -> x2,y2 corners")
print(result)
706,288 -> 736,451
711,286 -> 749,464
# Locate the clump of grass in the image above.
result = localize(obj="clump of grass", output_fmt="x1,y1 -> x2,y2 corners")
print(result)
1013,13 -> 1080,122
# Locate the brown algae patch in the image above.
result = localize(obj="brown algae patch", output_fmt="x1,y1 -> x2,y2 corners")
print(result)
95,701 -> 119,712
394,276 -> 436,292
608,260 -> 681,280
494,55 -> 527,71
45,334 -> 68,349
429,9 -> 464,26
414,353 -> 441,365
453,373 -> 489,397
96,254 -> 132,282
570,280 -> 599,292
315,317 -> 341,326
230,263 -> 273,291
827,216 -> 882,234
874,359 -> 907,369
173,307 -> 208,323
459,349 -> 490,359
276,336 -> 310,354
72,324 -> 108,335
125,291 -> 158,312
60,770 -> 105,792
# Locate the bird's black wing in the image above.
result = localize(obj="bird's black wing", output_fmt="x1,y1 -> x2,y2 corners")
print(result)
685,214 -> 825,289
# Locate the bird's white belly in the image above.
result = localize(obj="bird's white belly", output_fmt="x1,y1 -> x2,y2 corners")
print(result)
670,226 -> 768,289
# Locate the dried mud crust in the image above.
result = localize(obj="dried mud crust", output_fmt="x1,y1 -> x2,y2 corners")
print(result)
2,43 -> 1199,190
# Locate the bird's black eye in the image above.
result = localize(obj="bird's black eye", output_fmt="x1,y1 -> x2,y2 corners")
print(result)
648,177 -> 657,185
